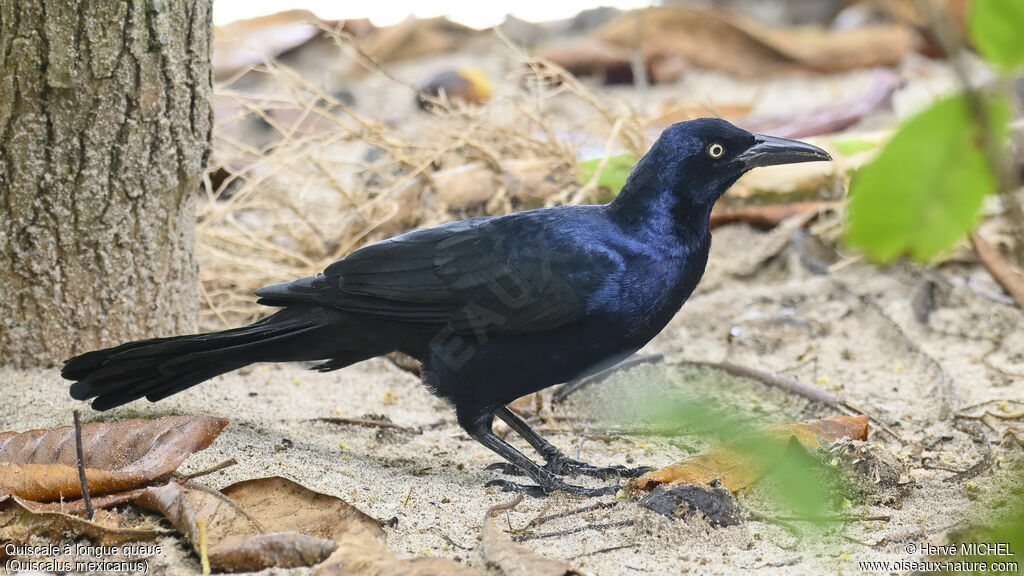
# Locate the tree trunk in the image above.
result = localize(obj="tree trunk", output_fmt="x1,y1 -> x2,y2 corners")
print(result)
0,0 -> 212,367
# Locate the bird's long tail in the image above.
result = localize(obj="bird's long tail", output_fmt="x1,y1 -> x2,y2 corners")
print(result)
64,307 -> 349,411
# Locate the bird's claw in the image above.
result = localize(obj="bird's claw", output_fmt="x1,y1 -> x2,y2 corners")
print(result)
487,457 -> 653,479
485,478 -> 620,498
485,462 -> 527,476
545,455 -> 654,479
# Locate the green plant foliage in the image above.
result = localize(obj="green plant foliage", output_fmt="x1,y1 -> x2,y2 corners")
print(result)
578,153 -> 637,201
971,0 -> 1024,69
831,137 -> 876,157
845,94 -> 1008,263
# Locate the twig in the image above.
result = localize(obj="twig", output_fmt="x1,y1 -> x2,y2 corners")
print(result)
72,410 -> 95,521
310,416 -> 421,434
971,232 -> 1024,310
197,518 -> 211,576
524,501 -> 617,529
514,520 -> 634,542
178,458 -> 238,483
402,486 -> 414,507
188,483 -> 267,533
709,201 -> 836,230
767,513 -> 891,523
553,353 -> 664,403
570,544 -> 640,560
485,494 -> 525,522
705,360 -> 902,441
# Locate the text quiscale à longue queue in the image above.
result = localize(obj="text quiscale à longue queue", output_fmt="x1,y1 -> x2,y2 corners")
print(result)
4,542 -> 163,556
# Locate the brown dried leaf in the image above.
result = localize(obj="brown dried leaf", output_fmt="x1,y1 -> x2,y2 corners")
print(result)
635,415 -> 869,492
0,494 -> 169,558
134,476 -> 479,574
133,479 -> 339,571
480,498 -> 585,576
598,6 -> 912,79
0,416 -> 228,502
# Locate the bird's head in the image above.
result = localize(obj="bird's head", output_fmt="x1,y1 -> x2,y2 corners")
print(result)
644,117 -> 832,206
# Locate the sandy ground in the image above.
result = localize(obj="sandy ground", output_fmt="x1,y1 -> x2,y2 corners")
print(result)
3,222 -> 1022,575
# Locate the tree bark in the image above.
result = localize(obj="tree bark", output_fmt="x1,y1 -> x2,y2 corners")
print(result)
0,0 -> 212,367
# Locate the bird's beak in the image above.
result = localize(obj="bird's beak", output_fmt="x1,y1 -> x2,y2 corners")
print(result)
736,134 -> 832,169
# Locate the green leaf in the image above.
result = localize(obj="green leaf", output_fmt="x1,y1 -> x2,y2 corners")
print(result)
578,153 -> 637,201
971,0 -> 1024,69
845,94 -> 1008,263
831,137 -> 876,157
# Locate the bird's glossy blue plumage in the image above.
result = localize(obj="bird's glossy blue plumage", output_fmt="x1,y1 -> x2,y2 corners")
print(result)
65,118 -> 831,496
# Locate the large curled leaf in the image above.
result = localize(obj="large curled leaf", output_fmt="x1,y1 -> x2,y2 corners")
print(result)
845,94 -> 1008,263
0,416 -> 228,501
134,478 -> 366,571
971,0 -> 1024,69
634,414 -> 868,492
135,476 -> 481,574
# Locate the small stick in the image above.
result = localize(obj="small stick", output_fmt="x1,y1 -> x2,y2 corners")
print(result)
72,410 -> 95,520
402,486 -> 414,507
769,514 -> 891,523
197,518 -> 211,576
971,232 -> 1024,310
709,201 -> 834,230
526,501 -> 616,529
514,520 -> 634,542
484,494 -> 524,531
179,458 -> 238,483
310,416 -> 421,434
707,360 -> 903,441
571,543 -> 640,560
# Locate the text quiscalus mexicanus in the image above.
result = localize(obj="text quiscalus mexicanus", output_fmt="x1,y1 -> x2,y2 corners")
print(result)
64,118 -> 831,496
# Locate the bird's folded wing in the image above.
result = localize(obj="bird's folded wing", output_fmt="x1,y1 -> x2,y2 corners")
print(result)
309,218 -> 611,335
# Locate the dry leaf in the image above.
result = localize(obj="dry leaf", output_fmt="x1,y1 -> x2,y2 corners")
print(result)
598,6 -> 912,79
356,17 -> 479,67
134,479 -> 342,571
0,494 -> 169,557
133,476 -> 478,574
635,415 -> 869,492
0,416 -> 228,501
480,498 -> 585,576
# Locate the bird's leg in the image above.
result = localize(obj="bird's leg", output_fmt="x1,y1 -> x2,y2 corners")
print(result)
460,409 -> 619,497
489,406 -> 652,479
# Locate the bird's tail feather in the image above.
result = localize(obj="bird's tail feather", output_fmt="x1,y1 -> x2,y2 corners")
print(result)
64,309 -> 339,411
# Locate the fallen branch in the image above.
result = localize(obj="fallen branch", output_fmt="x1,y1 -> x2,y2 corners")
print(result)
72,410 -> 95,520
971,232 -> 1024,310
700,360 -> 902,442
179,458 -> 238,483
748,509 -> 890,524
310,416 -> 422,434
524,501 -> 616,530
514,520 -> 635,542
709,201 -> 835,230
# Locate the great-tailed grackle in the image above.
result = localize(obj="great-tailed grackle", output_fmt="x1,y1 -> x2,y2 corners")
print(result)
64,118 -> 830,496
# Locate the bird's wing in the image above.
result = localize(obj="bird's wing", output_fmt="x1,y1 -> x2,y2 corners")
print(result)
266,215 -> 615,335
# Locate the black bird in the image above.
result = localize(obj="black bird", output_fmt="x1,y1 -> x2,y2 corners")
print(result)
64,118 -> 830,496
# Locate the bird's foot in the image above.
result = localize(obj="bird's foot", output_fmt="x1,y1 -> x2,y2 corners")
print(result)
485,478 -> 620,498
545,454 -> 654,479
486,456 -> 652,479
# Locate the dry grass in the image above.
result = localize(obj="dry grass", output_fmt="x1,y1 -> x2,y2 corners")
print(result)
197,29 -> 648,329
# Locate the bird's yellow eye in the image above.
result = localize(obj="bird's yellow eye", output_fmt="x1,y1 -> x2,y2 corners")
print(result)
707,143 -> 725,158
